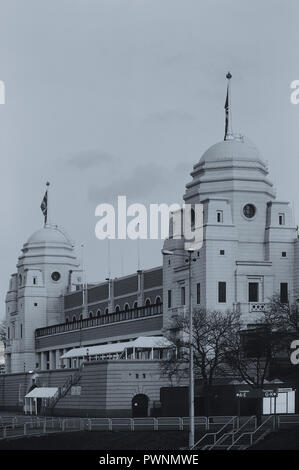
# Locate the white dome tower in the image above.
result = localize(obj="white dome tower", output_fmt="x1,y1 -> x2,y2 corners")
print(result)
5,189 -> 80,373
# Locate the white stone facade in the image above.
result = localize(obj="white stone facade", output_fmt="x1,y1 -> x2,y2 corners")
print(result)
163,137 -> 298,328
5,225 -> 80,373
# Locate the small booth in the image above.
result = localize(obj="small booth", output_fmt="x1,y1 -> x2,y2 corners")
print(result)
24,387 -> 59,415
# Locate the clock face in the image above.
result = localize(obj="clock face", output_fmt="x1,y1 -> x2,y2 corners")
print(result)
51,271 -> 61,282
243,204 -> 256,219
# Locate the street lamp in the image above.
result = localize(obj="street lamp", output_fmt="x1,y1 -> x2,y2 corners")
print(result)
162,247 -> 196,449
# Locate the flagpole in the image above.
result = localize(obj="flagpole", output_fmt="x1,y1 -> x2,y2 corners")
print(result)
224,72 -> 232,140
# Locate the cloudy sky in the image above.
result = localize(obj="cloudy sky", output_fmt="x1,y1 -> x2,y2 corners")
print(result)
0,0 -> 299,320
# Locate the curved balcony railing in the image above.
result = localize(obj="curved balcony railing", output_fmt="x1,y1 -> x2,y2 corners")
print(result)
35,303 -> 163,338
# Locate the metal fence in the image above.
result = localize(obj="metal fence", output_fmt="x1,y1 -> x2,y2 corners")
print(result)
1,414 -> 299,442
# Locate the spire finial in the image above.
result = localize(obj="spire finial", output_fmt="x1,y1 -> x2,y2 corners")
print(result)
224,72 -> 233,140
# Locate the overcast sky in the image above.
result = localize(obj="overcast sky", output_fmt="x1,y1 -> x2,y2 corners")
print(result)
0,0 -> 299,320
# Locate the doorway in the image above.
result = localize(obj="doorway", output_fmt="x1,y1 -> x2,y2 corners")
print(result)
132,394 -> 149,417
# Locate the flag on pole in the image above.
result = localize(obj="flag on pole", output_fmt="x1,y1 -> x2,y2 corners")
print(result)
40,185 -> 49,224
224,85 -> 229,140
224,72 -> 232,141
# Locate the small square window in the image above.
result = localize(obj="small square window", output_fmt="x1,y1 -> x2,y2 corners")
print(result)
216,210 -> 223,223
282,252 -> 287,258
34,302 -> 38,307
220,249 -> 225,255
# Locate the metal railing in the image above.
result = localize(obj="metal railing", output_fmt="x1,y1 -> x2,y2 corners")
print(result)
0,415 -> 218,440
36,303 -> 163,338
191,416 -> 238,450
229,414 -> 275,449
2,414 -> 298,444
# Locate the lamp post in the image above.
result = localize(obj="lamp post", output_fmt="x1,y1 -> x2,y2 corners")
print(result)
162,248 -> 196,449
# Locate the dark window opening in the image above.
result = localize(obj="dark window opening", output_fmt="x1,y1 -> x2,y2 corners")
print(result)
248,282 -> 259,302
181,286 -> 186,306
168,290 -> 172,308
217,211 -> 223,223
279,213 -> 285,226
218,282 -> 226,303
282,251 -> 287,257
191,208 -> 195,230
220,249 -> 225,255
280,283 -> 288,303
197,283 -> 201,304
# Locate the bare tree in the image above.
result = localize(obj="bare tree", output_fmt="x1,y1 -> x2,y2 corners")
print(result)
225,302 -> 294,421
264,294 -> 299,335
0,319 -> 7,346
161,308 -> 241,415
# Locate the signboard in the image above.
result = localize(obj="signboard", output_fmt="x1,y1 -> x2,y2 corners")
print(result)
235,387 -> 278,399
263,390 -> 278,398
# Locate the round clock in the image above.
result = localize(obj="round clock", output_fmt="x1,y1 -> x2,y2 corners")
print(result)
51,271 -> 61,282
243,204 -> 256,219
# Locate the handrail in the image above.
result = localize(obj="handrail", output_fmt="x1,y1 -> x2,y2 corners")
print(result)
230,415 -> 274,449
191,416 -> 237,450
224,416 -> 257,450
209,416 -> 256,450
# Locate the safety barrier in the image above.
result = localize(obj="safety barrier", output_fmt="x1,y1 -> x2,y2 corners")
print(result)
1,414 -> 299,443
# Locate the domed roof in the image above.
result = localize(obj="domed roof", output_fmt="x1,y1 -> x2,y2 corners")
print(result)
199,137 -> 265,166
26,225 -> 72,245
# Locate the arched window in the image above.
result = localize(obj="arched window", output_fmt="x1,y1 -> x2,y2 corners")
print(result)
105,307 -> 109,315
133,301 -> 138,309
97,309 -> 101,317
66,318 -> 69,324
79,314 -> 83,320
72,315 -> 76,322
124,303 -> 130,311
115,305 -> 120,313
145,298 -> 151,306
89,311 -> 93,319
155,296 -> 161,304
18,274 -> 22,286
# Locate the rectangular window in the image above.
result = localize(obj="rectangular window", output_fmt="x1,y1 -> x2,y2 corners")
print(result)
282,251 -> 287,258
248,282 -> 259,302
216,210 -> 223,223
220,249 -> 225,255
20,324 -> 22,339
7,327 -> 10,339
33,277 -> 37,285
280,283 -> 288,303
168,290 -> 172,308
218,282 -> 226,303
279,213 -> 285,226
181,286 -> 186,306
197,283 -> 201,304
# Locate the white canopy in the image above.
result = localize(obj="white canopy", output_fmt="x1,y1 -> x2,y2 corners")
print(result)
25,387 -> 58,398
61,336 -> 174,359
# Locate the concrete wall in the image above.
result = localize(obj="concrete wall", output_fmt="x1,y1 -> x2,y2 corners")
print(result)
0,360 -> 175,417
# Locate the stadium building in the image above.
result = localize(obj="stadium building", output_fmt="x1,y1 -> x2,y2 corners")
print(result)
1,88 -> 299,416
